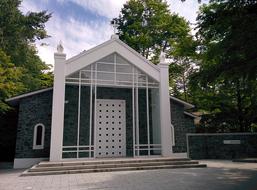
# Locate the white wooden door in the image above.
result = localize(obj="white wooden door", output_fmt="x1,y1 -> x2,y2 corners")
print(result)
95,99 -> 126,158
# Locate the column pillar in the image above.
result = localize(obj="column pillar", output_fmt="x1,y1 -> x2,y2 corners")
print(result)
50,43 -> 66,161
158,52 -> 173,156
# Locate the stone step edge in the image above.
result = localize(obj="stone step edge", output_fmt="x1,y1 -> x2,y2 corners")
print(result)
30,161 -> 199,172
38,158 -> 190,167
21,164 -> 207,176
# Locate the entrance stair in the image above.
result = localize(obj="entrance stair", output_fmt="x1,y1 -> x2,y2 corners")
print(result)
21,157 -> 206,176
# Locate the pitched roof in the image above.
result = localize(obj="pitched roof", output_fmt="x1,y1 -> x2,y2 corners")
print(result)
64,35 -> 160,82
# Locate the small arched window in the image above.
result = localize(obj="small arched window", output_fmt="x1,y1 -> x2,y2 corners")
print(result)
33,123 -> 45,149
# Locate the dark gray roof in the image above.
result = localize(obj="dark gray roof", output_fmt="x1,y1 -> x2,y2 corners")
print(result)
6,87 -> 53,106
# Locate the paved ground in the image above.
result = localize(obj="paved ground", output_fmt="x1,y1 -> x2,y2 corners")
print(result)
0,160 -> 257,190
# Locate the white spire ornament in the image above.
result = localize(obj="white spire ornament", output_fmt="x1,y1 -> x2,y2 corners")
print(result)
160,51 -> 166,63
110,20 -> 118,34
57,41 -> 64,53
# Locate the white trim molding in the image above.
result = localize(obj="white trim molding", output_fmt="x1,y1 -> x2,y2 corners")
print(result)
50,52 -> 66,161
184,111 -> 198,118
65,37 -> 160,82
13,158 -> 48,169
33,123 -> 45,150
159,54 -> 173,156
171,123 -> 175,146
170,96 -> 194,109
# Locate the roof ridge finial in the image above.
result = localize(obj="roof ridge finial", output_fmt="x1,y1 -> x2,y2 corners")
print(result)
160,51 -> 166,63
110,20 -> 118,34
110,20 -> 119,39
57,40 -> 64,53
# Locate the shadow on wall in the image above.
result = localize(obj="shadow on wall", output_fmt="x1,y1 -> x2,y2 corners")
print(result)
0,110 -> 18,162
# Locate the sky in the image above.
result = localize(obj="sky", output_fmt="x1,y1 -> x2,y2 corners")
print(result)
20,0 -> 207,67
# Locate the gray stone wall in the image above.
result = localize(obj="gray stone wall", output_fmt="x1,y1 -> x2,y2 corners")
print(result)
187,133 -> 257,159
14,86 -> 194,159
170,101 -> 195,153
15,90 -> 53,158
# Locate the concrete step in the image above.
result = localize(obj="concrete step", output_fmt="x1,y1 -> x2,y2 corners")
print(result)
29,160 -> 200,172
22,163 -> 207,176
37,157 -> 190,167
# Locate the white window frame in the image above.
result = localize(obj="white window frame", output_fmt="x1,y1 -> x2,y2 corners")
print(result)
33,123 -> 45,150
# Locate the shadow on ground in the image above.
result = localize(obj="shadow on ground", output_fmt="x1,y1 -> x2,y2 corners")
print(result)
0,163 -> 257,190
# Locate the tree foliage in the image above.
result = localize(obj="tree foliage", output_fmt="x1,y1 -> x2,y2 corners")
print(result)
0,50 -> 24,112
112,0 -> 191,63
0,0 -> 52,113
169,33 -> 198,101
113,0 -> 197,99
190,0 -> 257,132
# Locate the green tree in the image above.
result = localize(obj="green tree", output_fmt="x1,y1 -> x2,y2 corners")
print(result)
0,0 -> 52,112
189,0 -> 257,132
0,50 -> 24,112
112,0 -> 190,63
113,0 -> 197,100
169,34 -> 198,101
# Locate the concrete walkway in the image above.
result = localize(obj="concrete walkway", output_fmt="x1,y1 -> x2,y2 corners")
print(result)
0,160 -> 257,190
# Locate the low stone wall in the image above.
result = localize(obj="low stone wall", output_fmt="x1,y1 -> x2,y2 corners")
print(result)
187,133 -> 257,159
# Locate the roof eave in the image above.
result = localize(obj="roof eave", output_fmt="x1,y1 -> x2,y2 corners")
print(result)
170,96 -> 195,109
5,87 -> 53,105
184,111 -> 198,118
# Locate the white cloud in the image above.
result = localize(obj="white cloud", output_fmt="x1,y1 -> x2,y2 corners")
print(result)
20,0 -> 203,67
167,0 -> 202,24
21,0 -> 114,67
57,0 -> 127,18
36,16 -> 113,66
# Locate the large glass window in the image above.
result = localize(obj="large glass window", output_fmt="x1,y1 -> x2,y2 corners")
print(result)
63,53 -> 161,159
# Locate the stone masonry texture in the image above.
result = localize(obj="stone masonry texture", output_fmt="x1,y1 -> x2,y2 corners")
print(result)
14,87 -> 194,159
188,134 -> 257,159
170,101 -> 195,153
15,90 -> 53,158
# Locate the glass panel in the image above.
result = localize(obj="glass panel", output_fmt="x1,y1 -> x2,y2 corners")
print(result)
79,86 -> 91,146
116,54 -> 130,65
97,63 -> 114,72
98,53 -> 114,63
63,52 -> 161,158
116,64 -> 132,73
65,53 -> 159,88
97,72 -> 115,81
138,89 -> 148,155
150,88 -> 161,155
63,85 -> 79,146
116,73 -> 132,83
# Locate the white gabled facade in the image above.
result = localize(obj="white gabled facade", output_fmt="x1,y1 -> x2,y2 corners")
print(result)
50,35 -> 173,161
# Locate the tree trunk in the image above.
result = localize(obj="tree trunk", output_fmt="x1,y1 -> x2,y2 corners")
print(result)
236,79 -> 244,132
182,74 -> 188,101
